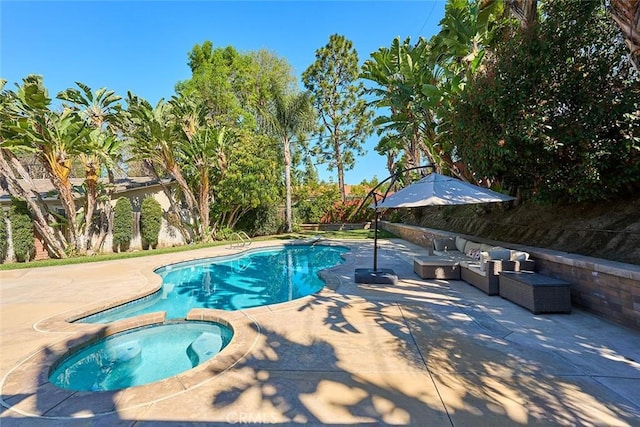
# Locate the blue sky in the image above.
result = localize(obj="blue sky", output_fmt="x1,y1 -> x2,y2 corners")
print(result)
1,0 -> 446,184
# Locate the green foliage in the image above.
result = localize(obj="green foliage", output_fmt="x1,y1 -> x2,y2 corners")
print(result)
112,197 -> 133,252
0,209 -> 8,263
9,200 -> 35,262
446,0 -> 640,202
303,34 -> 374,200
295,184 -> 340,224
140,197 -> 163,249
211,132 -> 282,230
236,204 -> 283,237
321,200 -> 374,224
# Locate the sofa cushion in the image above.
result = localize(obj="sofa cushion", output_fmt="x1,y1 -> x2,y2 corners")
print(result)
455,236 -> 467,253
433,237 -> 456,252
488,247 -> 511,261
480,243 -> 494,253
463,263 -> 487,277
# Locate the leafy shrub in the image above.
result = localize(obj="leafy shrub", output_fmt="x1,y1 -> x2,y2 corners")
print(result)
446,0 -> 639,202
236,204 -> 283,237
320,199 -> 374,223
9,200 -> 35,262
294,184 -> 340,224
140,197 -> 162,249
0,209 -> 8,263
113,197 -> 133,252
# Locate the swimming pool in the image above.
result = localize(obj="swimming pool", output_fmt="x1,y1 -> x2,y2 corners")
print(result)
49,321 -> 233,391
79,244 -> 348,323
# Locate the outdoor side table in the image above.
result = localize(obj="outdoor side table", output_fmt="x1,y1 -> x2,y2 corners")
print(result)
413,257 -> 460,280
499,271 -> 572,314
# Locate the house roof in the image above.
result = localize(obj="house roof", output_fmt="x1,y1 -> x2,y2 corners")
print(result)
0,177 -> 174,203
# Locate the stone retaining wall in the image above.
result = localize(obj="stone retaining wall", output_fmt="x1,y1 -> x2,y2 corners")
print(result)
382,221 -> 640,330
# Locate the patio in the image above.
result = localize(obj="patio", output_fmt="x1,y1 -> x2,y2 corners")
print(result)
1,238 -> 639,426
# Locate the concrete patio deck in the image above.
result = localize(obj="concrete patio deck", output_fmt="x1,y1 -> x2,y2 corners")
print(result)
1,238 -> 639,426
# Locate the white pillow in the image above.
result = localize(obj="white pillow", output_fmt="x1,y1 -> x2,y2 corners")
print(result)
479,251 -> 490,271
511,251 -> 529,262
466,249 -> 481,260
455,236 -> 467,253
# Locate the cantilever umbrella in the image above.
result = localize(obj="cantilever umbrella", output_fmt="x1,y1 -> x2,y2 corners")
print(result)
376,172 -> 515,209
357,172 -> 515,281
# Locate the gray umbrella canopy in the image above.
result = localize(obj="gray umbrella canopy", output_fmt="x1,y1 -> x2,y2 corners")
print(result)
376,173 -> 514,209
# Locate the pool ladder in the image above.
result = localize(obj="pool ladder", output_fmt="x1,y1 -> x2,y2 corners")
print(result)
229,231 -> 251,249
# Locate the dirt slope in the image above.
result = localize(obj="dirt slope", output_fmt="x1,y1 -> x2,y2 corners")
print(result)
396,196 -> 640,265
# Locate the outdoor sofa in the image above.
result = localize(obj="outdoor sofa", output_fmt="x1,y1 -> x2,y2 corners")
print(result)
425,236 -> 535,295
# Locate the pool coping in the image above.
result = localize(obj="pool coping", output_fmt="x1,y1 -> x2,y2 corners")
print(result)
0,239 -> 356,419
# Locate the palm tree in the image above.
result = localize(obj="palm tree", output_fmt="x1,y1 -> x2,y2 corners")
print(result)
4,75 -> 93,255
58,82 -> 124,251
611,0 -> 640,72
125,93 -> 200,242
362,37 -> 457,178
1,79 -> 69,257
259,85 -> 315,232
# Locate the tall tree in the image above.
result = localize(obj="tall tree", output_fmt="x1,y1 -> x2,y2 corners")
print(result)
259,85 -> 315,232
57,82 -> 124,252
447,0 -> 639,202
302,34 -> 374,202
125,93 -> 198,242
176,42 -> 255,129
362,37 -> 453,178
172,95 -> 231,239
1,75 -> 93,255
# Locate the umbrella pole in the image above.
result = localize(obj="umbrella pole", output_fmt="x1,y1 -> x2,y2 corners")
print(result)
373,209 -> 379,271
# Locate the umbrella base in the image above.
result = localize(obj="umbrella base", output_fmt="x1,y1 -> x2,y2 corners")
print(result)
354,268 -> 398,285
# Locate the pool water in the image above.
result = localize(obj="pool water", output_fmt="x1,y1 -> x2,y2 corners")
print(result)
79,244 -> 348,323
49,321 -> 233,391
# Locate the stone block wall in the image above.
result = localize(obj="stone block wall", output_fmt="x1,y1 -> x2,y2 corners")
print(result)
382,221 -> 640,330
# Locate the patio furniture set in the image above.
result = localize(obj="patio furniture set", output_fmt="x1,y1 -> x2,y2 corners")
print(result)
413,236 -> 572,314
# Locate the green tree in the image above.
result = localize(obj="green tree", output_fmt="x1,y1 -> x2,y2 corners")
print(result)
125,94 -> 197,242
302,34 -> 374,202
170,96 -> 231,240
57,82 -> 124,253
140,197 -> 162,249
259,85 -> 315,232
112,197 -> 133,252
448,0 -> 640,201
211,132 -> 282,231
176,42 -> 255,129
1,75 -> 92,257
362,37 -> 454,178
9,200 -> 35,262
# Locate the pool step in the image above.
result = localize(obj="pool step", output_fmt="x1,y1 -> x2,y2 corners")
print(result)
91,341 -> 142,391
187,332 -> 223,367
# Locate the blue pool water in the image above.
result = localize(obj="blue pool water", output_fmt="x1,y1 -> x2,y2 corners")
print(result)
79,244 -> 348,323
49,321 -> 233,391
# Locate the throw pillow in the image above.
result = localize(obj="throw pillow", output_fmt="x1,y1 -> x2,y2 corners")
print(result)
466,249 -> 481,260
479,251 -> 490,272
455,236 -> 467,253
511,251 -> 529,262
434,237 -> 455,251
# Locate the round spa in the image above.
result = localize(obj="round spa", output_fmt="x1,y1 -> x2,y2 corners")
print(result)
49,321 -> 233,391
